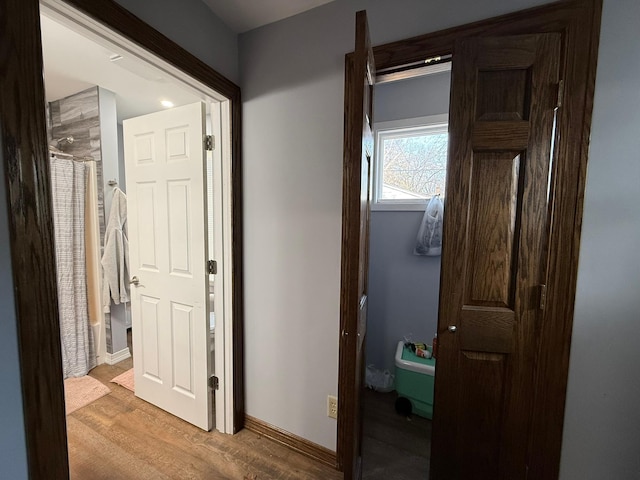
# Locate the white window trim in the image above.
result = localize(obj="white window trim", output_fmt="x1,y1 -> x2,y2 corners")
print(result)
372,114 -> 448,211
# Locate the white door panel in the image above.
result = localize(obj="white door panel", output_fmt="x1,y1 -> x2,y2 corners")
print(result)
124,102 -> 212,431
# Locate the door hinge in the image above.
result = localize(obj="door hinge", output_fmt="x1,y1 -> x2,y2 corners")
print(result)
208,259 -> 217,274
209,376 -> 219,390
205,134 -> 214,151
556,80 -> 564,108
539,284 -> 547,310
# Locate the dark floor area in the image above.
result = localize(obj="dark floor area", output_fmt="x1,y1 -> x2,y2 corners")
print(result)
362,389 -> 431,479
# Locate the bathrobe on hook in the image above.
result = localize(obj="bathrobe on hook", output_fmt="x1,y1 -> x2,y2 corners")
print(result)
102,187 -> 130,312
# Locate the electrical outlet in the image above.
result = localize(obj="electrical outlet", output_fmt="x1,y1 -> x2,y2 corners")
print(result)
327,395 -> 338,419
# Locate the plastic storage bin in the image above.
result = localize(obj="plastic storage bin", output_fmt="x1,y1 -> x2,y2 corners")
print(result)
394,340 -> 436,419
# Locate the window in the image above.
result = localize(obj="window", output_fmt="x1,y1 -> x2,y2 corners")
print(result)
373,115 -> 448,210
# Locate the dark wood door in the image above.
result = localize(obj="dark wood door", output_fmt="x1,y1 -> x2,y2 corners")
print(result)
431,34 -> 560,480
338,9 -> 375,480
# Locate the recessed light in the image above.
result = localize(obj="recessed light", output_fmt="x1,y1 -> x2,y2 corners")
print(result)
161,100 -> 174,108
109,54 -> 123,62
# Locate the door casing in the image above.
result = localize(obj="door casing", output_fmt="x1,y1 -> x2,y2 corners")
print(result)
337,1 -> 602,478
0,0 -> 244,477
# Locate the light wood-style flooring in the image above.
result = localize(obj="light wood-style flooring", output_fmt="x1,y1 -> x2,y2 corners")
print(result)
362,389 -> 431,479
67,357 -> 342,480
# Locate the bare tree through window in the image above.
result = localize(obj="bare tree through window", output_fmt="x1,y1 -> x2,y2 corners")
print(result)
377,123 -> 448,201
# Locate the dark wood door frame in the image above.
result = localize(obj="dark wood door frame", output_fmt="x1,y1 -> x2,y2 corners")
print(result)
0,0 -> 244,477
337,1 -> 602,478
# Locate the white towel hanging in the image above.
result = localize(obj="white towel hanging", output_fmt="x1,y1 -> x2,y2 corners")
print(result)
101,188 -> 130,312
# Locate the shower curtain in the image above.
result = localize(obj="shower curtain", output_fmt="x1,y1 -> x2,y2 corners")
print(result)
50,157 -> 97,378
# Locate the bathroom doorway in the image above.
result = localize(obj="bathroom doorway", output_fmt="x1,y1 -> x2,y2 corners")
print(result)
0,0 -> 243,475
39,0 -> 238,434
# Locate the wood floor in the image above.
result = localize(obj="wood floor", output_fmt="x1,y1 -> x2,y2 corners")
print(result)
67,357 -> 341,480
362,389 -> 431,479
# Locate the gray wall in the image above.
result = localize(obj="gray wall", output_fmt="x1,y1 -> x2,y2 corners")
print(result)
375,71 -> 451,122
559,0 -> 640,478
0,128 -> 29,479
114,0 -> 238,83
367,72 -> 450,371
367,212 -> 441,370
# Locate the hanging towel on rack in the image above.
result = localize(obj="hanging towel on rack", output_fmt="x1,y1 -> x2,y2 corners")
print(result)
413,195 -> 444,256
102,188 -> 130,312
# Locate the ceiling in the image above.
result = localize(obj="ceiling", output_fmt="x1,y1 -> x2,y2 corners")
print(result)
40,1 -> 338,123
40,14 -> 203,123
201,0 -> 336,33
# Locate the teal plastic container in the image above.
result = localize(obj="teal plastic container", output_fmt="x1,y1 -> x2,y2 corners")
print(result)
394,341 -> 436,419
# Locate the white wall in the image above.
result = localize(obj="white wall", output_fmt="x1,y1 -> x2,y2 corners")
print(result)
0,130 -> 29,479
559,0 -> 640,478
114,0 -> 239,83
367,72 -> 450,371
239,0 -> 557,451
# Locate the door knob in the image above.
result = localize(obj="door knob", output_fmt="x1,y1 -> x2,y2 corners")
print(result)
448,325 -> 457,332
130,276 -> 140,286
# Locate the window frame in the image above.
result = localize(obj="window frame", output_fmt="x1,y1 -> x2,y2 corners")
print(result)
372,114 -> 449,211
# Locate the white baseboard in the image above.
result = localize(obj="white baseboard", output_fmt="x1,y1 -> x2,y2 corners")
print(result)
105,347 -> 131,365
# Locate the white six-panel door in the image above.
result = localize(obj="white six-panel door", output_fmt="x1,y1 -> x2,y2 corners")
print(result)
123,102 -> 212,431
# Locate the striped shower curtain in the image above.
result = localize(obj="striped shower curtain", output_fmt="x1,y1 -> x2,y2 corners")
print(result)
50,157 -> 96,378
